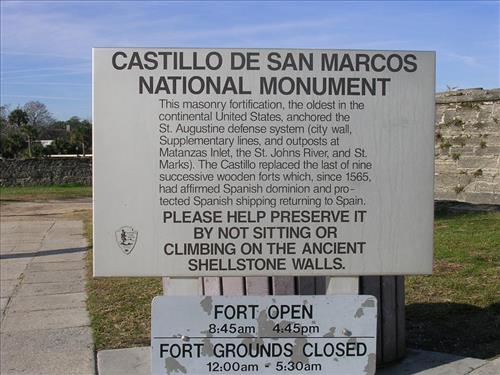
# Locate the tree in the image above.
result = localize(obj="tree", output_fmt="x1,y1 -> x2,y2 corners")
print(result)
0,103 -> 93,158
8,108 -> 28,128
20,124 -> 39,158
70,120 -> 92,156
23,101 -> 54,127
0,129 -> 26,158
53,138 -> 71,154
7,108 -> 36,157
66,116 -> 82,132
0,105 -> 9,131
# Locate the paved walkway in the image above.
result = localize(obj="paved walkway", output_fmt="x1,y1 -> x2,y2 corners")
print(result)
0,199 -> 94,375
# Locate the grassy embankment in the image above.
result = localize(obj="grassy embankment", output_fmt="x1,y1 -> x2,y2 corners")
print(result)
0,184 -> 92,201
406,206 -> 499,359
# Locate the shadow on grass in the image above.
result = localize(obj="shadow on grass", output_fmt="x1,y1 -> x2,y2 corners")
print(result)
434,201 -> 500,219
406,302 -> 500,359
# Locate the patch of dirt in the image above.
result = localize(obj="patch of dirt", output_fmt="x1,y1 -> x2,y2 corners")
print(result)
1,199 -> 92,222
433,259 -> 465,273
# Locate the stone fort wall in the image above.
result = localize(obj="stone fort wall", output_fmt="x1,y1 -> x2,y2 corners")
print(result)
1,157 -> 92,187
435,88 -> 499,204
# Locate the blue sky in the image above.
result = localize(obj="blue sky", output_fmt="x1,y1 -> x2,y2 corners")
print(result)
1,0 -> 498,121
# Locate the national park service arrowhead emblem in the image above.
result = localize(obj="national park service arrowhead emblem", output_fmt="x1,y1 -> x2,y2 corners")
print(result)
115,226 -> 138,255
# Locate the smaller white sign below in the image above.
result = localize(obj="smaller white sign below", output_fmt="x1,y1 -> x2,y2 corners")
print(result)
151,295 -> 377,375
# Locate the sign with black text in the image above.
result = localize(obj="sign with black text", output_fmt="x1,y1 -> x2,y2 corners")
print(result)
151,295 -> 377,375
93,48 -> 435,276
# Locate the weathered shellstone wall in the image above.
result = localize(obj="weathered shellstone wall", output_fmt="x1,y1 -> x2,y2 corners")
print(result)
0,157 -> 92,187
435,88 -> 499,204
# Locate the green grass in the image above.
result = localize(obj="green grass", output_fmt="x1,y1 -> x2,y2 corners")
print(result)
84,206 -> 500,358
0,184 -> 92,201
406,207 -> 500,358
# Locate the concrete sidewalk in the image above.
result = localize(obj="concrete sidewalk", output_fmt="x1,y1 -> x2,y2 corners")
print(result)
0,199 -> 94,375
97,346 -> 499,375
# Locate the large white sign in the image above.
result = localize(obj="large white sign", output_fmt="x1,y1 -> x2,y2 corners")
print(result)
93,48 -> 435,276
151,295 -> 377,375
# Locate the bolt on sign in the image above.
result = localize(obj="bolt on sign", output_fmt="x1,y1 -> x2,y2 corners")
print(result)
93,48 -> 435,277
151,295 -> 377,375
